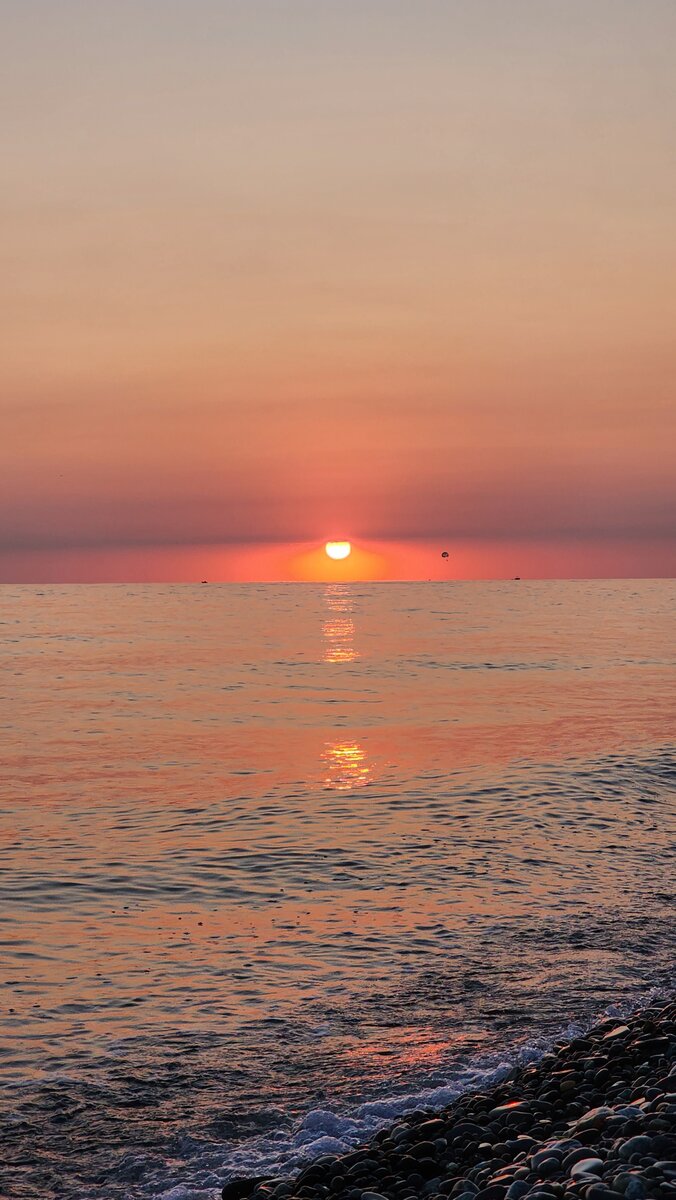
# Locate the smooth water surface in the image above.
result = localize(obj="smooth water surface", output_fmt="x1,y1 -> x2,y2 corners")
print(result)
1,582 -> 675,1198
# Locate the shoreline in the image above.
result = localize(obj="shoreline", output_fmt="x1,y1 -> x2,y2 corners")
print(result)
224,997 -> 676,1200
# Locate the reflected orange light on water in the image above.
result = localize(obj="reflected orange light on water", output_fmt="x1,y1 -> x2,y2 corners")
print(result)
322,583 -> 359,663
343,1033 -> 465,1070
321,585 -> 370,785
322,740 -> 371,790
322,618 -> 357,662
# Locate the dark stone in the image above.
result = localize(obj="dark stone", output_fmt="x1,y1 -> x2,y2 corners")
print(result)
420,1121 -> 449,1138
623,1179 -> 647,1200
223,1178 -> 268,1200
532,1150 -> 562,1170
563,1149 -> 601,1173
618,1138 -> 653,1162
505,1185 -> 530,1200
569,1158 -> 604,1179
454,1123 -> 487,1139
410,1141 -> 440,1160
420,1158 -> 442,1179
537,1158 -> 564,1178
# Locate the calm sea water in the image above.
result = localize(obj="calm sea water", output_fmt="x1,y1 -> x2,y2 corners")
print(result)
1,582 -> 675,1200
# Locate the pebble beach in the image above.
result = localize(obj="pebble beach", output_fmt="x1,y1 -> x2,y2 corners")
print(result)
228,998 -> 676,1200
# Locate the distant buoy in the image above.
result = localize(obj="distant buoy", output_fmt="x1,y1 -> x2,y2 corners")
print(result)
441,551 -> 449,559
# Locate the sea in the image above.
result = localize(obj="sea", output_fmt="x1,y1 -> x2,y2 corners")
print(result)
1,581 -> 675,1200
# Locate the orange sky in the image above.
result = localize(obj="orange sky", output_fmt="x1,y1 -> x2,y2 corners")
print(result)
1,1 -> 675,580
3,538 -> 675,584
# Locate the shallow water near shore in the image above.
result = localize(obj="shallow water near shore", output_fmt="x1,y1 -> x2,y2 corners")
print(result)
1,581 -> 675,1199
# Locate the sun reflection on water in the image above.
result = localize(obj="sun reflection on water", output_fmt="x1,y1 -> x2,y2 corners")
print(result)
320,586 -> 371,787
322,584 -> 359,663
322,740 -> 371,790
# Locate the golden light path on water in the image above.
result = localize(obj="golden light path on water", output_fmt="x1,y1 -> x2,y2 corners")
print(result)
322,583 -> 359,664
321,584 -> 372,787
322,740 -> 372,790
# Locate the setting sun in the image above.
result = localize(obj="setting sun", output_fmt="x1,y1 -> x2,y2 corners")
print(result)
325,541 -> 351,561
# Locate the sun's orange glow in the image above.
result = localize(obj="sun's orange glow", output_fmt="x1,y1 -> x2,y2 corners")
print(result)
287,541 -> 388,582
325,541 -> 351,561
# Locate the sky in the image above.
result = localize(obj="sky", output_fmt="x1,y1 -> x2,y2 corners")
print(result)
1,0 -> 675,580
